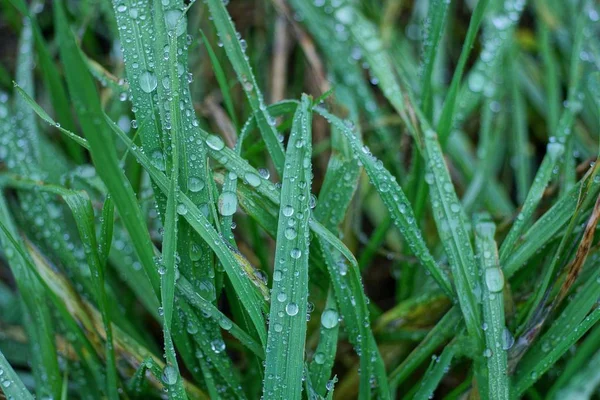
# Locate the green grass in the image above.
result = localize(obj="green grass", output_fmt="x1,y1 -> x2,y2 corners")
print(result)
0,0 -> 599,399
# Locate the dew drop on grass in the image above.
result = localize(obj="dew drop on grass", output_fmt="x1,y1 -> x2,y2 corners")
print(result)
282,205 -> 294,217
165,9 -> 186,36
285,302 -> 299,316
150,150 -> 166,171
321,309 -> 339,329
314,352 -> 325,364
468,72 -> 485,93
274,323 -> 283,333
218,191 -> 237,216
206,134 -> 225,151
186,321 -> 198,334
483,348 -> 492,358
546,142 -> 565,162
219,318 -> 233,331
258,168 -> 270,179
176,203 -> 188,215
188,176 -> 205,192
244,171 -> 261,187
290,248 -> 302,259
189,243 -> 202,262
502,327 -> 515,350
162,365 -> 178,385
210,339 -> 226,353
485,268 -> 505,293
273,270 -> 283,282
139,71 -> 157,93
284,227 -> 297,240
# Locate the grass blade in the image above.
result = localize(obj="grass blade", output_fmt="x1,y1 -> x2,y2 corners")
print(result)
206,0 -> 285,175
0,349 -> 34,400
263,94 -> 313,399
475,215 -> 509,400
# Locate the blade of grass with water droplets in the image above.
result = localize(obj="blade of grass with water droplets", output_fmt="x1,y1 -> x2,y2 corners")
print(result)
388,307 -> 462,388
56,0 -> 160,296
509,53 -> 532,204
206,0 -> 285,175
9,0 -> 83,162
499,142 -> 564,261
475,215 -> 509,400
0,192 -> 61,399
315,107 -> 453,297
263,95 -> 313,400
106,115 -> 269,343
414,342 -> 457,400
0,349 -> 34,400
419,0 -> 451,117
504,163 -> 600,278
416,122 -> 484,359
200,29 -> 238,130
513,305 -> 600,396
309,290 -> 340,397
13,84 -> 90,149
434,0 -> 490,145
308,94 -> 359,396
152,5 -> 187,398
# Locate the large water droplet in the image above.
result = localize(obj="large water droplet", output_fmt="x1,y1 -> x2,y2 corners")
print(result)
485,268 -> 505,293
244,172 -> 261,187
468,72 -> 485,93
188,176 -> 205,192
162,365 -> 178,385
290,248 -> 302,259
314,352 -> 325,364
139,71 -> 157,93
219,318 -> 233,331
284,227 -> 297,240
210,339 -> 226,353
165,9 -> 186,36
321,309 -> 339,329
282,205 -> 294,217
286,302 -> 299,316
206,134 -> 225,151
218,191 -> 237,216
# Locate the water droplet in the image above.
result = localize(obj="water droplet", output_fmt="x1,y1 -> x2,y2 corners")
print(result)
502,327 -> 515,350
176,203 -> 188,215
210,339 -> 226,353
284,227 -> 297,240
189,243 -> 202,262
483,348 -> 492,358
314,352 -> 325,364
485,268 -> 504,293
162,365 -> 178,385
219,318 -> 233,330
468,72 -> 485,93
321,309 -> 339,329
290,248 -> 302,259
286,302 -> 299,316
277,292 -> 287,302
139,71 -> 157,93
273,270 -> 283,281
165,9 -> 186,36
258,168 -> 270,179
244,171 -> 261,187
186,321 -> 198,334
205,134 -> 225,151
282,205 -> 294,217
218,191 -> 237,216
188,176 -> 205,192
274,323 -> 283,332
